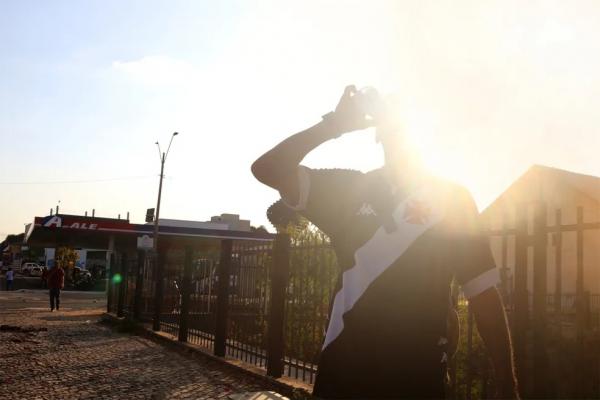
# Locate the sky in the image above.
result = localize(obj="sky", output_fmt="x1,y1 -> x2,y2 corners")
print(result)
1,0 -> 600,241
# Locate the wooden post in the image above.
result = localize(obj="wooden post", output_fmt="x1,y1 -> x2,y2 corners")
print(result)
532,202 -> 548,398
133,250 -> 145,320
513,203 -> 529,394
554,209 -> 562,315
214,239 -> 232,357
117,252 -> 127,318
266,233 -> 291,378
106,252 -> 115,313
152,250 -> 166,331
178,246 -> 193,342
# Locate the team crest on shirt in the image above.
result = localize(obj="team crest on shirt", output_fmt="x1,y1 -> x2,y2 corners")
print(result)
403,200 -> 431,224
356,203 -> 377,216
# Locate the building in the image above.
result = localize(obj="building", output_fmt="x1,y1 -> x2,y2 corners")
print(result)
482,164 -> 600,295
0,233 -> 25,268
24,212 -> 269,271
150,213 -> 251,232
209,214 -> 251,232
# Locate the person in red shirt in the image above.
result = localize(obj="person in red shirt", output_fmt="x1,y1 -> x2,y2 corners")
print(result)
47,263 -> 65,311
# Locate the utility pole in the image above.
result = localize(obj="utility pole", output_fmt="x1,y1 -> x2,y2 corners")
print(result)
151,132 -> 178,332
152,153 -> 166,253
152,132 -> 179,252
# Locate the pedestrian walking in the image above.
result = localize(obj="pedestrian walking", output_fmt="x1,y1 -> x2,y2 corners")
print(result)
48,263 -> 65,311
41,266 -> 49,289
252,86 -> 519,399
5,268 -> 14,291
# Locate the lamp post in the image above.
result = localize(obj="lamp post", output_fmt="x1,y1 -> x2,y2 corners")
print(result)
153,132 -> 179,253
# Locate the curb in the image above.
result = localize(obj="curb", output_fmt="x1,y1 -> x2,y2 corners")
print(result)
100,313 -> 313,400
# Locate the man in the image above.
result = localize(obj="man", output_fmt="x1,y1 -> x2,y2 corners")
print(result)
252,86 -> 518,399
5,267 -> 14,291
48,263 -> 65,311
41,266 -> 49,289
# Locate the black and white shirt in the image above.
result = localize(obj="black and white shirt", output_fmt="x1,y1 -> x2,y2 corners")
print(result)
284,167 -> 499,399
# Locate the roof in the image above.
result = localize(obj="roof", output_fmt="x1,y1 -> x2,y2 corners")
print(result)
25,214 -> 275,250
483,164 -> 600,213
532,165 -> 600,202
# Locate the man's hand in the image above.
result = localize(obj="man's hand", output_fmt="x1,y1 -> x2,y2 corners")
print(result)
252,85 -> 373,194
325,85 -> 375,136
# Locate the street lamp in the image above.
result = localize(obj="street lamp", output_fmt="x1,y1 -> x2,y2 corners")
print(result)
153,132 -> 179,253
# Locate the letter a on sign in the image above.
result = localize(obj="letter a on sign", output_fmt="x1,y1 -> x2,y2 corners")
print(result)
43,216 -> 62,228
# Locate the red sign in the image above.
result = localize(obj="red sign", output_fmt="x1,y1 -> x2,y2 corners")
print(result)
36,215 -> 134,231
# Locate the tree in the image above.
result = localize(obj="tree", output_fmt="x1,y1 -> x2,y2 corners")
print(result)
55,246 -> 78,268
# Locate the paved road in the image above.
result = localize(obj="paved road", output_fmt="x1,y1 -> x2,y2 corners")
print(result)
1,275 -> 107,291
0,290 -> 281,399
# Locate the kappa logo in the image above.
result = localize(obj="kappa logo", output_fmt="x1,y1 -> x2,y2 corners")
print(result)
356,203 -> 377,216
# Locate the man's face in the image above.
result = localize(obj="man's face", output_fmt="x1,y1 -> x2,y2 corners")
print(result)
377,127 -> 405,163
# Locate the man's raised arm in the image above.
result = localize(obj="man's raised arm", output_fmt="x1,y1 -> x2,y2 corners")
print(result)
470,287 -> 520,399
251,85 -> 370,204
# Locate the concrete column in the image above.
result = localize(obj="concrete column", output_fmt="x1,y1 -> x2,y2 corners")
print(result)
105,235 -> 115,313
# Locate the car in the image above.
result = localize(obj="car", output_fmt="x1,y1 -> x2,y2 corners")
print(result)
29,267 -> 43,277
73,267 -> 92,279
21,262 -> 41,276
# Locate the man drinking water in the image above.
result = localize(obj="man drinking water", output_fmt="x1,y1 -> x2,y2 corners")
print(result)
252,86 -> 518,399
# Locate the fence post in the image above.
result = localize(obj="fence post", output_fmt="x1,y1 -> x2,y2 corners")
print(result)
466,304 -> 473,400
106,252 -> 115,313
449,281 -> 459,400
513,203 -> 528,394
178,246 -> 193,342
575,206 -> 585,397
266,233 -> 291,378
554,209 -> 562,315
214,239 -> 232,357
576,207 -> 585,332
532,202 -> 548,398
117,252 -> 127,318
152,250 -> 166,331
133,250 -> 145,320
499,210 -> 510,302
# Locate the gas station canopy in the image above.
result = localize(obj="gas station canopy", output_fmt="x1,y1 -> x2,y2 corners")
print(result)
25,214 -> 274,251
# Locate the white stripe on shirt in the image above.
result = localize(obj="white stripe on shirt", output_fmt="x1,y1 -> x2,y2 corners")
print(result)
322,186 -> 446,349
461,268 -> 500,299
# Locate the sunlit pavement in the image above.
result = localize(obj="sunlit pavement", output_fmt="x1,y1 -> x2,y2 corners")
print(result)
0,290 -> 280,399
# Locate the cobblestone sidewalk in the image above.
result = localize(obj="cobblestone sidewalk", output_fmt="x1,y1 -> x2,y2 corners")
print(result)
0,291 -> 279,399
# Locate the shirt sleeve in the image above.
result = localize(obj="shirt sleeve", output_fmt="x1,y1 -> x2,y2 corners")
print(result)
281,167 -> 362,237
449,186 -> 500,299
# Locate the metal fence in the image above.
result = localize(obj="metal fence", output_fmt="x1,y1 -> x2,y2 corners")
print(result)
483,204 -> 600,399
108,205 -> 600,399
107,231 -> 339,385
188,256 -> 218,351
225,240 -> 272,367
284,228 -> 338,384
